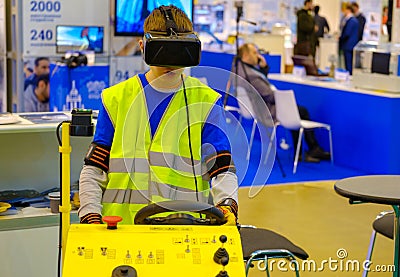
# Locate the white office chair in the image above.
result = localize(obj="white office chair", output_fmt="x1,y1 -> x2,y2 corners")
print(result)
224,73 -> 285,175
236,86 -> 259,160
234,86 -> 286,176
272,89 -> 333,174
224,84 -> 266,161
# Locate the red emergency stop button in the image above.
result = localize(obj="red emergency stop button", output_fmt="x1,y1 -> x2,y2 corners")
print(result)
102,216 -> 123,229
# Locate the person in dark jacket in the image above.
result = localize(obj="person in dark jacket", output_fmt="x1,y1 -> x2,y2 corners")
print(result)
351,2 -> 366,42
314,5 -> 330,41
339,4 -> 359,74
295,0 -> 317,57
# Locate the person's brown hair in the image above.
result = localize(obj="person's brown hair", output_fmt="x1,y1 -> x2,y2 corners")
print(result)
238,43 -> 256,59
351,2 -> 359,9
346,3 -> 354,13
143,5 -> 193,33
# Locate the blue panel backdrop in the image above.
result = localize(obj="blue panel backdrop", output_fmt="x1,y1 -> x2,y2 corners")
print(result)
50,64 -> 109,112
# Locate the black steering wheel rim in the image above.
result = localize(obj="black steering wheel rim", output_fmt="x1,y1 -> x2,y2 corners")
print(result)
134,200 -> 226,225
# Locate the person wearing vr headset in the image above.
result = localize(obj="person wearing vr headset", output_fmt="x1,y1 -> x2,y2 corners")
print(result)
78,5 -> 238,226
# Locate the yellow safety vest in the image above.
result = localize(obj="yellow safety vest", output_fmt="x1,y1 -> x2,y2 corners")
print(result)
101,75 -> 220,224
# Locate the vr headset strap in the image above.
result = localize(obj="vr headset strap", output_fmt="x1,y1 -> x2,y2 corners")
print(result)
159,5 -> 178,35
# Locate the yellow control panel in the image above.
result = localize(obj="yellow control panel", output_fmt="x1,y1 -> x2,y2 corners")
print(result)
63,224 -> 246,277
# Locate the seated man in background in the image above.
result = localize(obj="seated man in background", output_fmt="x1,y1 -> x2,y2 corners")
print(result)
234,43 -> 330,162
23,73 -> 50,112
24,57 -> 50,91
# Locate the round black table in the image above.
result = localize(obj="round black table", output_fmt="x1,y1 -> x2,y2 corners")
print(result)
334,175 -> 400,277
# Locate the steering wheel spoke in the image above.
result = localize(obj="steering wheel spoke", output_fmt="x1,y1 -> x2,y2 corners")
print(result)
134,200 -> 226,226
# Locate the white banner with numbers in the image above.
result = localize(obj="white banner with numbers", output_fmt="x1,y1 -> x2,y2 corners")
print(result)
109,56 -> 148,86
22,0 -> 109,57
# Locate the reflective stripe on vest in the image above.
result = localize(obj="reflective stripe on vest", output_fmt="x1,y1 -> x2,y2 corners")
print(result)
149,151 -> 202,176
102,182 -> 208,205
150,181 -> 208,203
108,153 -> 204,176
102,188 -> 149,204
109,157 -> 149,173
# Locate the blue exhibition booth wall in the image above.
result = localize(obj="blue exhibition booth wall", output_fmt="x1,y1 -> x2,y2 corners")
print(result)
199,51 -> 281,73
270,79 -> 400,175
49,51 -> 281,112
49,64 -> 109,111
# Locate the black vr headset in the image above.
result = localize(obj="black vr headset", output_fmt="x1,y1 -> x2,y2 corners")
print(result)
143,5 -> 201,67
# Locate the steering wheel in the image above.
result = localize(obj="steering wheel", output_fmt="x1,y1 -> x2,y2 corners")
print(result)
134,200 -> 226,226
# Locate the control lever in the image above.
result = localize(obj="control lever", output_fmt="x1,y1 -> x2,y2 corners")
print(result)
215,257 -> 229,277
213,235 -> 229,264
111,265 -> 137,277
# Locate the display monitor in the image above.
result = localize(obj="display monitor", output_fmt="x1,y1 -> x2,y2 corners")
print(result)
56,25 -> 104,54
115,0 -> 194,37
371,52 -> 391,75
193,4 -> 224,34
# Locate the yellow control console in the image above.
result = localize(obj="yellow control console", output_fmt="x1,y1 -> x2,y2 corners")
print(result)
63,223 -> 246,277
